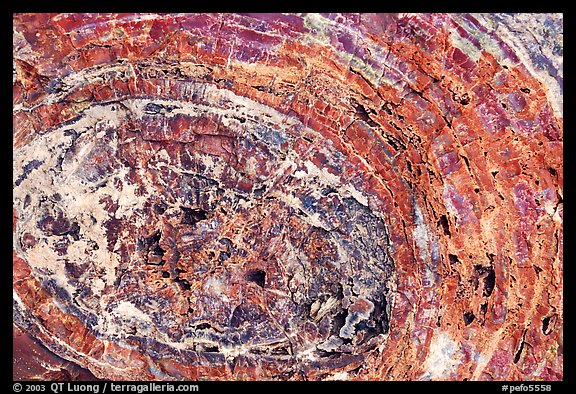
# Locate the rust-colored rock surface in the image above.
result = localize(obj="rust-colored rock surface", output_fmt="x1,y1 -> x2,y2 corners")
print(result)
13,13 -> 563,381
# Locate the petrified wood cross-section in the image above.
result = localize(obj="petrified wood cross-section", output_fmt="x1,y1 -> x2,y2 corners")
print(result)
14,91 -> 395,374
13,13 -> 562,381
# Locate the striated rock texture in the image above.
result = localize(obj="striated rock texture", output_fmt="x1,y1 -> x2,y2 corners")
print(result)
13,13 -> 562,381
